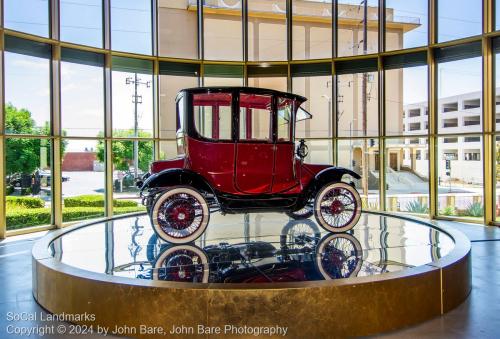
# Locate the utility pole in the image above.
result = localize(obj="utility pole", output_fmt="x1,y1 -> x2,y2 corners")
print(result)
361,0 -> 369,198
126,74 -> 151,178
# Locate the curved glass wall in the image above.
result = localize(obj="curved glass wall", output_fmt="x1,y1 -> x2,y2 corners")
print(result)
1,0 -> 499,237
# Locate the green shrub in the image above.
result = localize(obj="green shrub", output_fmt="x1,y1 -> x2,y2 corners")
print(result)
6,185 -> 14,195
440,205 -> 455,216
6,196 -> 45,208
464,201 -> 484,217
64,194 -> 138,208
406,200 -> 429,214
6,205 -> 146,230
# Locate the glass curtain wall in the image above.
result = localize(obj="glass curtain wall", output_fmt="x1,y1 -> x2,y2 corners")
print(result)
4,0 -> 500,236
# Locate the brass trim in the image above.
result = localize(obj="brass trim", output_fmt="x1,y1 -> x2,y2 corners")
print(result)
51,45 -> 62,228
428,47 -> 438,219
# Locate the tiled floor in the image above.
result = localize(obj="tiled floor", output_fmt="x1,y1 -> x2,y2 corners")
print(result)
0,217 -> 499,338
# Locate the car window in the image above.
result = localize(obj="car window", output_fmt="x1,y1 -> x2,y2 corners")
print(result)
193,92 -> 232,140
239,93 -> 272,141
277,97 -> 292,142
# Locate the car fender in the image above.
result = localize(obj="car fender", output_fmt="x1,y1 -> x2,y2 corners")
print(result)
298,167 -> 361,206
314,167 -> 361,186
140,168 -> 215,196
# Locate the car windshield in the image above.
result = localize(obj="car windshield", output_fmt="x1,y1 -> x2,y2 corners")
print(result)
296,106 -> 312,122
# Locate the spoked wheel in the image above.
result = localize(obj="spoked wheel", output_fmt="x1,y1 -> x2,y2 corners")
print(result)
285,202 -> 314,220
313,182 -> 361,233
280,219 -> 321,248
315,233 -> 362,280
150,186 -> 209,244
153,245 -> 209,283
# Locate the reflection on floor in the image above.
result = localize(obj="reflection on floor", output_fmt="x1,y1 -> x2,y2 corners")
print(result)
0,215 -> 499,338
49,213 -> 453,284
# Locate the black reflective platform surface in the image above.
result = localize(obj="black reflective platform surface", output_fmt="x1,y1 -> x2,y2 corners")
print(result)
49,213 -> 454,284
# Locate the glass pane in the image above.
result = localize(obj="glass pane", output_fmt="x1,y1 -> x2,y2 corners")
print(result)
337,72 -> 378,137
385,65 -> 428,136
338,0 -> 379,57
62,139 -> 105,223
159,140 -> 178,160
496,53 -> 500,131
385,138 -> 429,215
60,0 -> 103,47
248,77 -> 287,92
4,0 -> 49,37
302,139 -> 333,164
437,57 -> 482,134
111,0 -> 152,54
6,138 -> 51,230
292,0 -> 332,60
5,52 -> 50,135
193,92 -> 233,140
159,75 -> 198,139
338,138 -> 380,210
158,0 -> 198,58
204,0 -> 243,60
239,93 -> 272,141
277,97 -> 292,142
292,75 -> 332,138
437,136 -> 483,219
112,70 -> 153,138
61,61 -> 104,137
385,0 -> 428,51
248,0 -> 287,61
204,77 -> 244,86
112,140 -> 152,213
437,0 -> 481,42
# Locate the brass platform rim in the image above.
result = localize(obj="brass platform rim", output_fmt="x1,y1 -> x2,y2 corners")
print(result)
32,211 -> 471,291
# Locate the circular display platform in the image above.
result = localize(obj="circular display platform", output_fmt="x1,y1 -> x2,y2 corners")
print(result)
33,212 -> 471,338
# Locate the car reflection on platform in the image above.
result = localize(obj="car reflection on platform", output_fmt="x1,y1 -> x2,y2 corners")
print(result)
111,219 -> 384,284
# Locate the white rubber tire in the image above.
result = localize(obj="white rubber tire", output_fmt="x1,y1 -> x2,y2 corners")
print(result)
151,186 -> 209,244
153,244 -> 209,283
315,233 -> 363,280
314,182 -> 362,233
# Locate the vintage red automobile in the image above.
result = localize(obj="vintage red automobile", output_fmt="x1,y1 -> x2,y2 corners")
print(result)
138,87 -> 362,244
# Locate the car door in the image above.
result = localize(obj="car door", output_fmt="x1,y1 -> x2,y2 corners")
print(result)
235,93 -> 274,194
272,97 -> 298,193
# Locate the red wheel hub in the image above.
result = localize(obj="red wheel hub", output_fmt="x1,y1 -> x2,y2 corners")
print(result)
330,199 -> 345,215
166,201 -> 195,229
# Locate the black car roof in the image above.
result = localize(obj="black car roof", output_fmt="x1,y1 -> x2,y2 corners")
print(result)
177,86 -> 308,103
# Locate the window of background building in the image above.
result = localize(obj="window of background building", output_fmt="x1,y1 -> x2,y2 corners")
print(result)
384,53 -> 428,136
112,57 -> 154,138
338,139 -> 379,210
159,61 -> 200,139
248,0 -> 287,61
60,0 -> 103,47
385,138 -> 429,214
5,138 -> 52,230
292,0 -> 332,60
204,0 -> 243,60
437,0 -> 482,43
61,49 -> 105,138
437,136 -> 484,219
158,0 -> 198,58
338,0 -> 378,57
385,0 -> 428,51
4,0 -> 49,37
4,37 -> 51,136
111,0 -> 152,55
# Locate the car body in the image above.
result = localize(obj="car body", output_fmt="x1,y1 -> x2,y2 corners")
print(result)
138,87 -> 362,244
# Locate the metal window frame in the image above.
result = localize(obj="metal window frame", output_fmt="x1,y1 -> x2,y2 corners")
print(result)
2,0 -> 500,239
